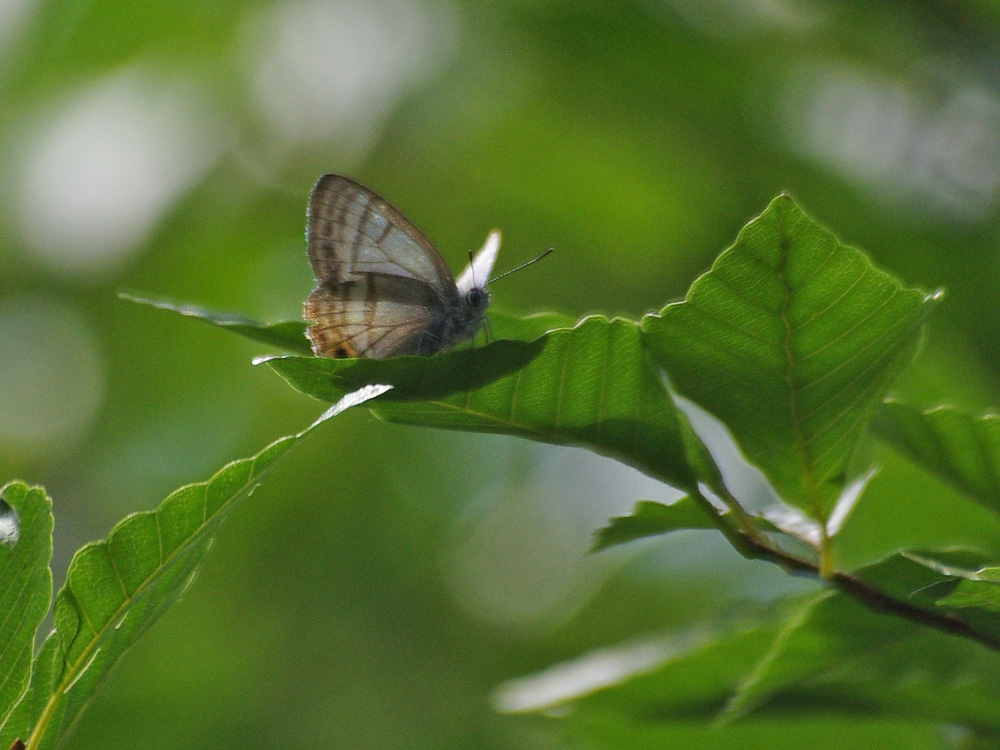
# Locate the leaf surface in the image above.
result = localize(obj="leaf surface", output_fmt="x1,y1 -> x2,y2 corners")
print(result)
119,292 -> 314,355
10,386 -> 389,750
500,586 -> 1000,738
642,195 -> 936,520
266,316 -> 713,491
873,400 -> 1000,515
0,484 -> 52,746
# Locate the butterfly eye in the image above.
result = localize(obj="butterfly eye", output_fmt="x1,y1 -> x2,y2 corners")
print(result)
466,288 -> 487,309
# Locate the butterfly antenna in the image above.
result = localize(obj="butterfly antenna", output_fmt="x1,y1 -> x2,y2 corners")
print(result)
468,249 -> 478,288
488,247 -> 553,285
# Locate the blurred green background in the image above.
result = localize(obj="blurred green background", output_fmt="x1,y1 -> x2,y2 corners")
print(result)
4,1 -> 1000,747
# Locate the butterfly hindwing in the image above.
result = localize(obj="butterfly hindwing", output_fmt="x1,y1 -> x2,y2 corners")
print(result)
305,273 -> 446,359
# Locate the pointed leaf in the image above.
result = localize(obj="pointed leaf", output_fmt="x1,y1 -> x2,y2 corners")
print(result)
267,316 -> 715,492
12,385 -> 389,750
591,499 -> 710,551
642,195 -> 937,520
119,292 -> 314,355
0,484 -> 52,745
872,400 -> 1000,515
592,499 -> 787,552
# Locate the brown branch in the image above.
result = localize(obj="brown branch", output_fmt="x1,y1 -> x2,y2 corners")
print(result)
713,508 -> 1000,651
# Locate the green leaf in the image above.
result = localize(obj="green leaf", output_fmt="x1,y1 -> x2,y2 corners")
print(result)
10,385 -> 390,750
591,499 -> 789,552
718,589 -> 1000,729
853,548 -> 1000,646
266,315 -> 713,492
500,588 -> 1000,737
0,483 -> 53,746
120,291 -> 577,356
872,400 -> 1000,516
642,195 -> 937,520
119,292 -> 314,355
591,499 -> 711,551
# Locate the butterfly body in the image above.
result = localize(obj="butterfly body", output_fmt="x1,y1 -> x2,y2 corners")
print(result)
303,174 -> 500,359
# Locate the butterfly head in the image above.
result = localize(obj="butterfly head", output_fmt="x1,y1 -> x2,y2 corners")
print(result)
456,230 -> 501,300
465,285 -> 489,311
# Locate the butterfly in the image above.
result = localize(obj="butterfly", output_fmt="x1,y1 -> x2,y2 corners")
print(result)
303,174 -> 501,359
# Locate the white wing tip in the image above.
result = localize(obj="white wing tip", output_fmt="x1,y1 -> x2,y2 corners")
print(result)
457,229 -> 502,293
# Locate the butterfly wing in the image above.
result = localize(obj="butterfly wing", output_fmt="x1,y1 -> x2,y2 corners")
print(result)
307,174 -> 456,299
304,275 -> 443,358
456,230 -> 501,297
304,174 -> 460,358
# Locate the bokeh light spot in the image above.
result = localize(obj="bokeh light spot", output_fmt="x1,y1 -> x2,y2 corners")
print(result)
16,68 -> 225,279
0,295 -> 105,451
246,0 -> 453,156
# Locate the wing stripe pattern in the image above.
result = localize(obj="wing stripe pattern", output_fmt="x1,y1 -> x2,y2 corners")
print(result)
303,174 -> 498,359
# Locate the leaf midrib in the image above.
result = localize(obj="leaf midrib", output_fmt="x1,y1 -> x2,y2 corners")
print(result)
25,448 -> 287,749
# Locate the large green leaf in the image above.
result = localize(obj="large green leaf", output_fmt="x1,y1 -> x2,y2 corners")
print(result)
0,484 -> 52,744
872,400 -> 1000,516
265,316 -> 714,492
642,195 -> 937,520
500,587 -> 1000,739
5,385 -> 390,750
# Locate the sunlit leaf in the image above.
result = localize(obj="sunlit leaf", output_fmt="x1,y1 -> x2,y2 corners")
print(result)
8,386 -> 390,750
872,400 -> 1000,516
642,195 -> 937,520
0,483 -> 52,745
266,316 -> 715,492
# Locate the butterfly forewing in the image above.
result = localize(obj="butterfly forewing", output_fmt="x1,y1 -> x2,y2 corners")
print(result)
307,174 -> 456,300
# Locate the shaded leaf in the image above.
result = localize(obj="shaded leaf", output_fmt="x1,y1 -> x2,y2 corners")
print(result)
592,499 -> 787,552
642,195 -> 937,520
0,484 -> 52,744
591,499 -> 711,552
267,316 -> 715,492
120,291 -> 576,356
119,292 -> 314,355
852,548 -> 1000,646
872,400 -> 1000,515
500,587 -> 1000,737
10,385 -> 390,750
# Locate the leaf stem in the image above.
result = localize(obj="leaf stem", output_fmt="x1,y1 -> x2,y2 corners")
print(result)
696,498 -> 1000,651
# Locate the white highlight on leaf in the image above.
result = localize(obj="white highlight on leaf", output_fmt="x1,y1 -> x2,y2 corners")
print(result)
826,468 -> 877,537
63,647 -> 102,693
494,636 -> 682,714
0,505 -> 18,546
307,383 -> 393,432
